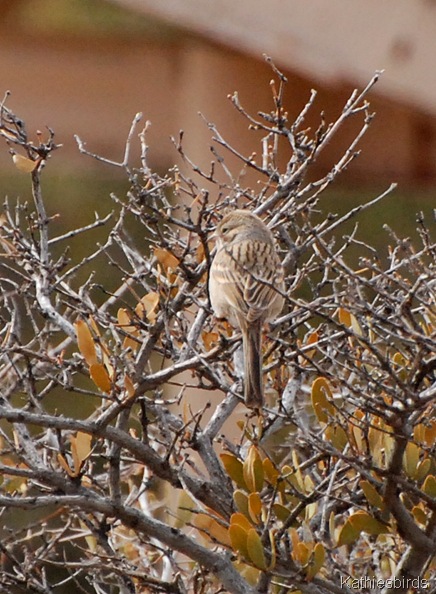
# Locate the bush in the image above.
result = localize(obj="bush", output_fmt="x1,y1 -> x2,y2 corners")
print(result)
0,66 -> 434,594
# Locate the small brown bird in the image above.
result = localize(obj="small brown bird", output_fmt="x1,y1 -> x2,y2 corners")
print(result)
208,210 -> 285,408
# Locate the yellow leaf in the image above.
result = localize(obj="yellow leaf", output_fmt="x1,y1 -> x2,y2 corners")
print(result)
293,542 -> 312,565
12,153 -> 37,173
291,450 -> 306,493
172,490 -> 193,529
416,458 -> 431,482
422,475 -> 436,498
349,511 -> 388,536
220,453 -> 247,490
304,474 -> 315,494
230,512 -> 253,532
243,446 -> 264,493
267,529 -> 277,571
412,505 -> 428,526
311,377 -> 335,423
337,519 -> 360,547
381,431 -> 395,467
89,363 -> 111,393
360,480 -> 385,511
263,457 -> 279,487
229,523 -> 249,559
288,527 -> 300,552
349,410 -> 365,453
248,492 -> 262,524
100,344 -> 115,380
329,511 -> 336,543
305,501 -> 318,521
306,542 -> 325,580
392,351 -> 408,379
282,462 -> 305,494
324,424 -> 348,451
233,490 -> 250,518
75,320 -> 97,366
273,503 -> 290,523
369,418 -> 395,467
403,442 -> 421,479
135,292 -> 159,323
246,529 -> 267,570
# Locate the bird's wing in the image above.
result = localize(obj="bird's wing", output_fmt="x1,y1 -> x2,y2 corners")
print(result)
213,240 -> 283,324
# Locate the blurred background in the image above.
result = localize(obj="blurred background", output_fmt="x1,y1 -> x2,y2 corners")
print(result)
0,0 -> 435,246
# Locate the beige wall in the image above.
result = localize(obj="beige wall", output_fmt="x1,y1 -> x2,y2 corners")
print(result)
0,31 -> 178,172
0,29 -> 432,183
114,0 -> 436,117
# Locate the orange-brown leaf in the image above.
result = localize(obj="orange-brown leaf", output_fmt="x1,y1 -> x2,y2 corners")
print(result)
75,320 -> 97,366
135,292 -> 159,323
12,153 -> 38,173
311,377 -> 335,423
154,248 -> 179,272
70,432 -> 92,474
89,363 -> 111,393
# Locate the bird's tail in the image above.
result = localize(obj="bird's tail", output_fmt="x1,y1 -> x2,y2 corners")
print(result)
243,320 -> 263,409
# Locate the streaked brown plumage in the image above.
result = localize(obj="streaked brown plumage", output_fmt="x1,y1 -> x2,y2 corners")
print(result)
208,210 -> 285,408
